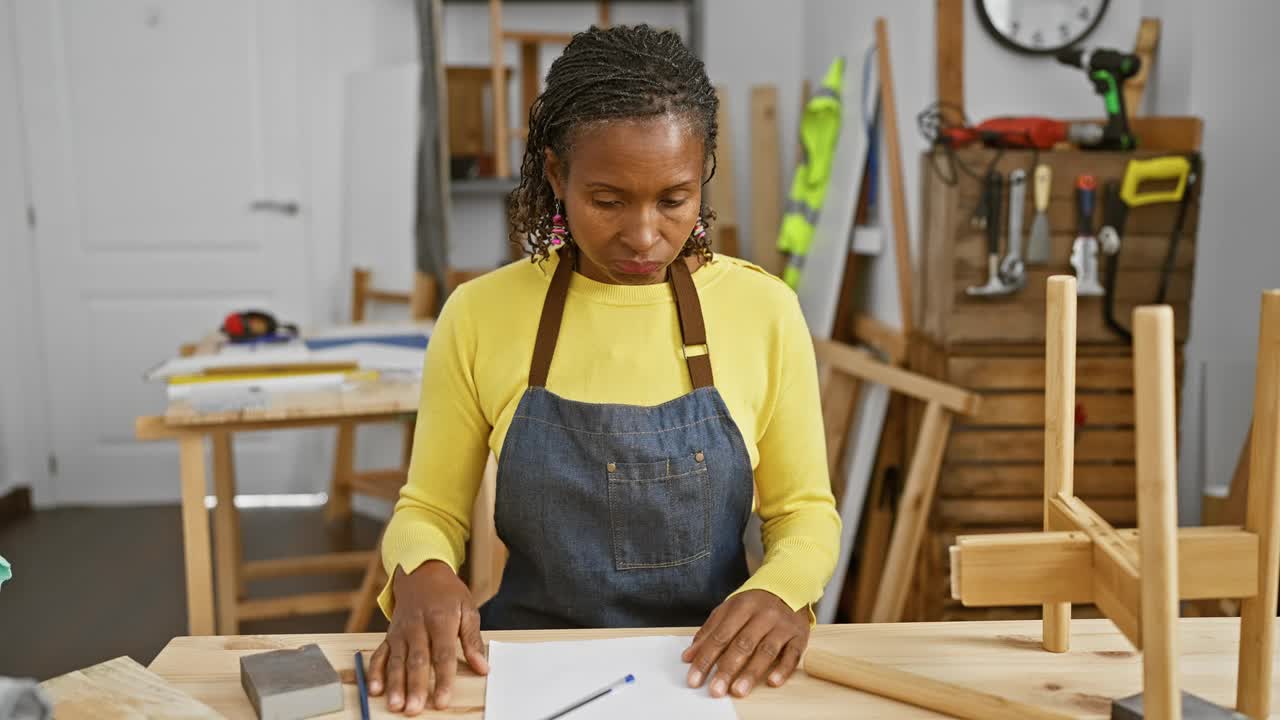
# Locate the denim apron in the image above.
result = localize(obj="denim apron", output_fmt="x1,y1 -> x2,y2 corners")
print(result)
479,247 -> 755,630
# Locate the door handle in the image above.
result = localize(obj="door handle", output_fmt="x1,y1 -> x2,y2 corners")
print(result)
249,200 -> 300,216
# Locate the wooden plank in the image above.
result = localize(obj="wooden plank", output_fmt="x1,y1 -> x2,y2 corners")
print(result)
935,0 -> 963,117
211,432 -> 239,636
488,0 -> 509,176
241,551 -> 374,581
749,85 -> 783,275
468,453 -> 506,606
1238,290 -> 1280,718
871,402 -> 952,622
821,374 -> 862,502
851,396 -> 906,622
804,649 -> 1077,720
708,85 -> 737,251
875,18 -> 914,336
948,428 -> 1134,463
500,30 -> 574,45
850,314 -> 908,365
178,434 -> 215,636
942,301 -> 1191,345
1126,19 -> 1161,117
972,392 -> 1134,427
813,340 -> 981,415
940,497 -> 1135,527
1133,305 -> 1181,716
940,463 -> 1135,498
520,40 -> 538,135
43,656 -> 221,720
237,591 -> 360,622
1129,115 -> 1203,152
951,527 -> 1258,606
948,355 -> 1137,390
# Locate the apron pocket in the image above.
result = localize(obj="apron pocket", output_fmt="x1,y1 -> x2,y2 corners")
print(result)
607,454 -> 711,571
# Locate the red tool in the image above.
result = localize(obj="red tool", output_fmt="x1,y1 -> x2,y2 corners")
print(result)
938,117 -> 1103,150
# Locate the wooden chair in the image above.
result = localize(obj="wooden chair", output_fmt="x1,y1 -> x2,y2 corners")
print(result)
340,266 -> 505,632
486,0 -> 612,176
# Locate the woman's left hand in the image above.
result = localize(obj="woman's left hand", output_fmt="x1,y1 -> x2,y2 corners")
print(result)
682,590 -> 810,698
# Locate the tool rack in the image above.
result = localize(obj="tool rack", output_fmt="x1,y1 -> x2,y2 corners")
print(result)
904,135 -> 1204,621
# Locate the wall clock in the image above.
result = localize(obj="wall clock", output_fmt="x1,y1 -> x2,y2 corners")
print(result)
975,0 -> 1110,55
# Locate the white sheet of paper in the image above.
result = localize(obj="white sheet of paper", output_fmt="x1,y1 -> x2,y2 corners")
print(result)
484,636 -> 738,720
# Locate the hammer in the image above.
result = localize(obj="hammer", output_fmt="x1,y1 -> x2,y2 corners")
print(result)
804,649 -> 1246,719
966,171 -> 1019,298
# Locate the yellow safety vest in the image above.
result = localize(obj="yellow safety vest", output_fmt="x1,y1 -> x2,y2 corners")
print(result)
778,56 -> 846,289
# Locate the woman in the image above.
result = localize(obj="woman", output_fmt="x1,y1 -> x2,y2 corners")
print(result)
367,24 -> 840,714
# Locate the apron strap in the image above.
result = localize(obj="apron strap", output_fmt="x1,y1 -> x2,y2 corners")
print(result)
528,245 -> 576,388
668,254 -> 715,389
528,245 -> 714,390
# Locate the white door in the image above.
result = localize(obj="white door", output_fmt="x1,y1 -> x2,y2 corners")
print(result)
16,0 -> 315,503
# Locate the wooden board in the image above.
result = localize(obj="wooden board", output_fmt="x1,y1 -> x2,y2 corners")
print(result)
43,656 -> 221,719
148,619 -> 1280,720
935,0 -> 964,116
947,428 -> 1134,463
939,463 -> 1136,498
970,392 -> 1134,426
708,85 -> 738,251
749,85 -> 783,274
938,497 -> 1136,527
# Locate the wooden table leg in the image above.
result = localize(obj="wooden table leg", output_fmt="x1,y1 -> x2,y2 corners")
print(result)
211,432 -> 240,635
326,422 -> 355,521
1238,290 -> 1280,718
1134,306 -> 1181,719
178,434 -> 215,636
1043,276 -> 1077,653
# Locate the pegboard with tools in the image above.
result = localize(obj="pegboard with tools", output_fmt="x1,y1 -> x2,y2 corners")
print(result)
917,147 -> 1202,346
902,136 -> 1202,622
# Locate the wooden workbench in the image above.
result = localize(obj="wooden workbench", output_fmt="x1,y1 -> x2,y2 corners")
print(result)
135,376 -> 422,637
147,618 -> 1279,719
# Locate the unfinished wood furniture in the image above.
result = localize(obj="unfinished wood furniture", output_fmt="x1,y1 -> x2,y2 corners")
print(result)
950,282 -> 1280,719
486,0 -> 613,177
910,141 -> 1202,621
149,618 -> 1278,719
812,339 -> 982,623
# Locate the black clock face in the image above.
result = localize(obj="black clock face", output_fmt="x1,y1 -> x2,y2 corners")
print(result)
975,0 -> 1110,55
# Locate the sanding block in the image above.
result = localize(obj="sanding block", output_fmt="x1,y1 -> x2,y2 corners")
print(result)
240,643 -> 343,720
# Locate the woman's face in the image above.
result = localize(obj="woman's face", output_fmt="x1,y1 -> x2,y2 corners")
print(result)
545,115 -> 705,285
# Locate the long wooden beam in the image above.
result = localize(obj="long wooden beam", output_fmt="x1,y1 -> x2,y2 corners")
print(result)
950,526 -> 1258,606
812,339 -> 981,415
1238,290 -> 1280,718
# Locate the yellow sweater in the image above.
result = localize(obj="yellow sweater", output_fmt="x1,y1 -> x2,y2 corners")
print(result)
378,249 -> 841,619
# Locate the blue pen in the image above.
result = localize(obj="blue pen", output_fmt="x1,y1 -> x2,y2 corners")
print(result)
354,651 -> 371,720
539,674 -> 636,720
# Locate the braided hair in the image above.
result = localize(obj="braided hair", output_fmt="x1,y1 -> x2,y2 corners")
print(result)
509,24 -> 719,263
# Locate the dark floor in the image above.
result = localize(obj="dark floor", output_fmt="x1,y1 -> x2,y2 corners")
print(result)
0,505 -> 388,681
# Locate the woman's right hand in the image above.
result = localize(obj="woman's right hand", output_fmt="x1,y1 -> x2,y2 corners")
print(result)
367,560 -> 490,714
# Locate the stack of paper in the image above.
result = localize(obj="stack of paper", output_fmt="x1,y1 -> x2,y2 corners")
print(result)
484,636 -> 738,720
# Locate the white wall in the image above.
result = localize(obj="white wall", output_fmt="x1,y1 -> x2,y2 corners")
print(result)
1175,0 -> 1280,521
703,0 -> 803,262
0,0 -> 51,505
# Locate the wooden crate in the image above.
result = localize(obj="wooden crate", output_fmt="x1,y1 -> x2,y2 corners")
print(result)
918,148 -> 1199,346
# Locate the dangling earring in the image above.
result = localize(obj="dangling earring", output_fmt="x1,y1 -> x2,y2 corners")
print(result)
691,217 -> 707,243
550,199 -> 568,246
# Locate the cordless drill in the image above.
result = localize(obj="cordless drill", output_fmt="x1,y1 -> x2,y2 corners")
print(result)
1056,47 -> 1141,150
